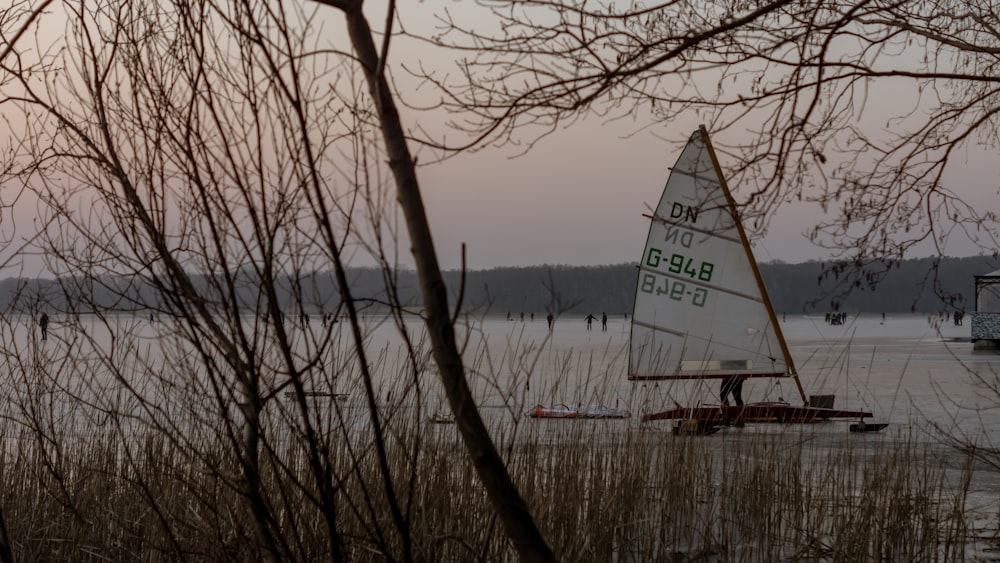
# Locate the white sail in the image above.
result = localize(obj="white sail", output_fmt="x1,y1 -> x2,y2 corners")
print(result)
629,127 -> 795,383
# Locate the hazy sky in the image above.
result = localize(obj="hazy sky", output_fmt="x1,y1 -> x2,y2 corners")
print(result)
394,4 -> 999,272
6,1 -> 996,276
415,114 -> 996,272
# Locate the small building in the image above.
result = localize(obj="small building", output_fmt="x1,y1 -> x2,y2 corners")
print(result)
972,269 -> 1000,349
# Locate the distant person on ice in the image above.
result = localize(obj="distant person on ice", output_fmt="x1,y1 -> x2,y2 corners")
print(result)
720,377 -> 744,406
585,313 -> 596,330
546,313 -> 553,329
601,312 -> 607,331
39,313 -> 49,341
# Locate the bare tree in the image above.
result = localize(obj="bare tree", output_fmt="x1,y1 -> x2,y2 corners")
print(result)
308,1 -> 556,561
3,0 -> 426,560
2,0 -> 555,560
2,2 -> 997,560
414,0 -> 1000,282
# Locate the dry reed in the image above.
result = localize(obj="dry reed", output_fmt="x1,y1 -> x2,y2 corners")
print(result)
0,317 -> 991,562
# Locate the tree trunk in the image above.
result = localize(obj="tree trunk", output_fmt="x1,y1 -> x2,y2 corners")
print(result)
335,4 -> 556,562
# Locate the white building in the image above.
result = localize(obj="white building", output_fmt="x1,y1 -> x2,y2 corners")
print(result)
972,269 -> 1000,349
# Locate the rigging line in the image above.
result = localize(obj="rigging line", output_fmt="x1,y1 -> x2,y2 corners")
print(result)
754,231 -> 778,265
756,318 -> 781,370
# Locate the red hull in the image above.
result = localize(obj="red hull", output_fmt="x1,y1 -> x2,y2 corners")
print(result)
642,402 -> 872,424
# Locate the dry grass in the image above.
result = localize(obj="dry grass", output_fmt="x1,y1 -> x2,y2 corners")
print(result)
0,416 -> 984,561
0,318 -> 991,562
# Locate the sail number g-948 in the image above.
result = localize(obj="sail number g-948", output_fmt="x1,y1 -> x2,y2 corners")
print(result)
640,274 -> 707,307
646,248 -> 714,282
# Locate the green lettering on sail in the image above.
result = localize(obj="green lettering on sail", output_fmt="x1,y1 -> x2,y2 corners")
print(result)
638,272 -> 708,307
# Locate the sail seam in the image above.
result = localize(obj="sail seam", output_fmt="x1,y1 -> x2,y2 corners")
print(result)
632,319 -> 782,362
645,213 -> 741,245
637,264 -> 764,303
670,167 -> 721,185
631,319 -> 686,337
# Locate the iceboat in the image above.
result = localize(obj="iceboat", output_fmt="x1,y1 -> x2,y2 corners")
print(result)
630,126 -> 880,431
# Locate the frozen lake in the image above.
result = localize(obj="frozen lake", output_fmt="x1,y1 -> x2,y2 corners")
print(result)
22,310 -> 998,441
420,312 -> 999,440
14,309 -> 1000,556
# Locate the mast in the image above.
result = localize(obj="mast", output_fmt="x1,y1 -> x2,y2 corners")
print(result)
698,126 -> 808,404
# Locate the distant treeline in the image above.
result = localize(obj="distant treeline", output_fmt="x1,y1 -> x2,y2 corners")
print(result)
3,256 -> 997,316
435,256 -> 997,316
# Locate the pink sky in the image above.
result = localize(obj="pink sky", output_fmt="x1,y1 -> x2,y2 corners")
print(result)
415,117 -> 996,271
397,3 -> 998,271
6,2 -> 996,276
